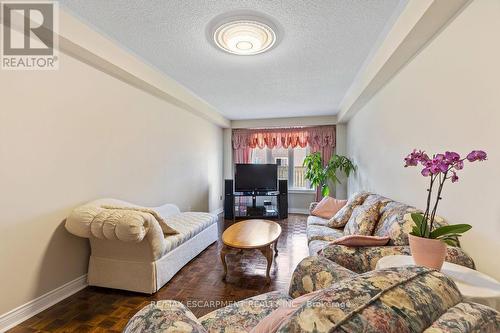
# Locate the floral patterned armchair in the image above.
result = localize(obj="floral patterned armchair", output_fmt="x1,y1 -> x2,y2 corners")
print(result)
124,256 -> 500,333
307,192 -> 475,273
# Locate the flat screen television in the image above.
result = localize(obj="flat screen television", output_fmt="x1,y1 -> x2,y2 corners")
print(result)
235,164 -> 278,192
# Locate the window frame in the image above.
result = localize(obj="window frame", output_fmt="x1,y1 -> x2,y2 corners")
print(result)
249,146 -> 314,191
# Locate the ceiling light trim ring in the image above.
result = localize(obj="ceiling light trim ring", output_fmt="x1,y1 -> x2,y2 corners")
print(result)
214,19 -> 276,55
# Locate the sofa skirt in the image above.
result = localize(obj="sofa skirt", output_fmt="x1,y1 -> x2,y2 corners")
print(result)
88,222 -> 219,293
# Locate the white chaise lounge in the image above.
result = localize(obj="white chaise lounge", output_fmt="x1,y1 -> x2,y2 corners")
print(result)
65,198 -> 218,293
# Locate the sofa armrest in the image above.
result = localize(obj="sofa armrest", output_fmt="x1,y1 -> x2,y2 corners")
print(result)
124,300 -> 207,333
199,290 -> 291,331
65,203 -> 167,259
446,246 -> 476,270
319,244 -> 410,273
289,255 -> 357,298
65,204 -> 154,242
279,266 -> 464,333
309,202 -> 319,214
154,203 -> 181,218
319,244 -> 475,273
427,301 -> 500,333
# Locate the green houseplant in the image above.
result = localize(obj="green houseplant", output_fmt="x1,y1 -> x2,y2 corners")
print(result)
404,149 -> 487,269
303,152 -> 356,197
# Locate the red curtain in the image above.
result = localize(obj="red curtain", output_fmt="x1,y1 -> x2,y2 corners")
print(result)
232,126 -> 335,200
233,146 -> 251,163
232,126 -> 335,150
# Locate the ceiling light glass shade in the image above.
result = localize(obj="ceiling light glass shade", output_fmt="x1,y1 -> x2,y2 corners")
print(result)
214,20 -> 276,55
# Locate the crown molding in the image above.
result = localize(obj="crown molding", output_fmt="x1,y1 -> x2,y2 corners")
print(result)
57,8 -> 230,128
231,115 -> 337,129
338,0 -> 472,123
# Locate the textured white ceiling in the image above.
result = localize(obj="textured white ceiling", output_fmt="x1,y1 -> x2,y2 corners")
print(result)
60,0 -> 405,120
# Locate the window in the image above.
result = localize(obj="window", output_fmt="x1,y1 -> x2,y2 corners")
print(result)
271,147 -> 289,181
292,147 -> 309,189
250,146 -> 312,190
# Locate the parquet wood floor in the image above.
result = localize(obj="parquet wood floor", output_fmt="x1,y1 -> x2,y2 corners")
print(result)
9,214 -> 309,333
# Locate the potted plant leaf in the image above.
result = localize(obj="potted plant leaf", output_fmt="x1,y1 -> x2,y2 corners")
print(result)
403,149 -> 487,270
303,152 -> 356,197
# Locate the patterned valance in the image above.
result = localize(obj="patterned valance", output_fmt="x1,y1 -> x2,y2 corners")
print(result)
232,125 -> 336,150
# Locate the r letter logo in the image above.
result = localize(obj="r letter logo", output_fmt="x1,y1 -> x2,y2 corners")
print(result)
1,1 -> 58,70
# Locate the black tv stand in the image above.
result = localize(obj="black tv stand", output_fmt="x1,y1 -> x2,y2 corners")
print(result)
232,190 -> 284,221
224,179 -> 288,220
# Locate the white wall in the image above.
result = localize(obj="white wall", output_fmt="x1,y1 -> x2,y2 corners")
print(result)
334,124 -> 348,199
346,0 -> 500,278
288,191 -> 316,214
231,115 -> 337,129
223,128 -> 233,180
0,46 -> 223,316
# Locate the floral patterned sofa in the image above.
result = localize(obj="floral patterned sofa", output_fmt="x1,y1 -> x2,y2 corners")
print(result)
307,192 -> 475,273
123,256 -> 500,333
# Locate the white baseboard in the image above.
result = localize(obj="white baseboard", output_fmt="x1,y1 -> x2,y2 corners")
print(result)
288,208 -> 309,215
0,274 -> 88,332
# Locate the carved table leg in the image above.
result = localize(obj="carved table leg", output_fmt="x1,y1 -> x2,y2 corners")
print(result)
274,239 -> 278,255
220,245 -> 229,280
259,245 -> 274,283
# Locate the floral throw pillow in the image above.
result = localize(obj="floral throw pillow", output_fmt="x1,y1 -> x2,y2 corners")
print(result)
327,192 -> 370,228
344,201 -> 383,236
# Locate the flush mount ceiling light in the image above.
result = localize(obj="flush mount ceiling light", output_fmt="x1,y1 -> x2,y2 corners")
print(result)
213,20 -> 276,55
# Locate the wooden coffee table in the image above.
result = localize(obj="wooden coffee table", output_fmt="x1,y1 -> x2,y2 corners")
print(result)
220,219 -> 282,283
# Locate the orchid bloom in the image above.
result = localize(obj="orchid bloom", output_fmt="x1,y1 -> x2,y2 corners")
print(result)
404,149 -> 485,242
404,149 -> 487,183
467,150 -> 487,162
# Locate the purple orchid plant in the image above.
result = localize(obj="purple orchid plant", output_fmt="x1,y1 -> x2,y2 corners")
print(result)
404,149 -> 487,245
